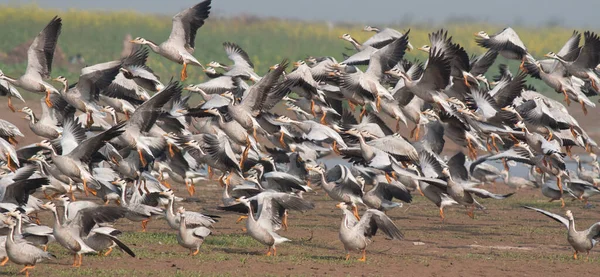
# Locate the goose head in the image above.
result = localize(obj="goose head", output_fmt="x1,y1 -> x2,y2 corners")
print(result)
474,31 -> 490,39
293,60 -> 306,68
565,210 -> 574,221
363,26 -> 379,32
17,106 -> 34,118
52,76 -> 68,86
41,202 -> 57,212
417,45 -> 431,53
335,202 -> 348,210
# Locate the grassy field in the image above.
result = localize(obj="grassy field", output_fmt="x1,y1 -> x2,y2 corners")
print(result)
0,5 -> 597,100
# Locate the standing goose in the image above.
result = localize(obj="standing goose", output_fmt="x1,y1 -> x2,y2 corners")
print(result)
0,16 -> 62,107
236,191 -> 315,256
163,190 -> 216,230
130,0 -> 212,81
3,216 -> 55,277
176,207 -> 211,256
336,202 -> 403,261
524,207 -> 600,260
42,202 -> 127,267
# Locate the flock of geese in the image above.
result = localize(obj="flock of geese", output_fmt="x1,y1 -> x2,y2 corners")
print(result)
0,0 -> 600,275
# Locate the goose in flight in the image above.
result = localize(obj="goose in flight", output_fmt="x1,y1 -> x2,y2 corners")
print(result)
130,0 -> 212,81
0,16 -> 62,108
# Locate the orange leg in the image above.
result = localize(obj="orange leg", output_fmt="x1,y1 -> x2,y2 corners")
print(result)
351,204 -> 361,220
103,247 -> 114,256
7,96 -> 15,113
348,101 -> 356,111
141,219 -> 149,232
207,166 -> 214,180
320,111 -> 328,125
181,63 -> 188,81
192,249 -> 199,256
138,149 -> 147,167
6,153 -> 16,172
562,89 -> 571,106
376,95 -> 381,112
345,252 -> 351,261
573,251 -> 578,260
357,249 -> 366,262
282,211 -> 289,231
439,207 -> 445,222
266,246 -> 272,256
0,256 -> 8,266
45,90 -> 53,108
72,254 -> 79,267
359,105 -> 367,121
466,205 -> 475,219
310,100 -> 316,117
168,143 -> 175,157
580,100 -> 588,116
18,265 -> 34,277
83,179 -> 89,197
279,132 -> 287,148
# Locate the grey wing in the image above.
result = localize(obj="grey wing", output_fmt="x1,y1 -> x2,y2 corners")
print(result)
471,87 -> 499,119
367,135 -> 418,162
365,33 -> 410,79
0,120 -> 23,137
78,60 -> 123,102
477,27 -> 527,54
263,171 -> 310,192
556,31 -> 581,60
469,50 -> 498,77
357,209 -> 403,239
523,206 -> 569,229
223,42 -> 254,69
128,80 -> 182,133
90,227 -> 136,257
447,152 -> 469,181
25,16 -> 62,79
167,0 -> 211,51
363,28 -> 402,48
69,206 -> 128,237
341,47 -> 377,66
195,76 -> 236,95
420,47 -> 451,91
418,150 -> 445,178
586,223 -> 600,241
193,227 -> 211,239
465,187 -> 514,199
183,211 -> 217,228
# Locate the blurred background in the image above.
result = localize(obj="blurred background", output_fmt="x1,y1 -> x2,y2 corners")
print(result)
0,0 -> 599,99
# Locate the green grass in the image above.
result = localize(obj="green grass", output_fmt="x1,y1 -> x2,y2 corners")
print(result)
0,5 -> 596,101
